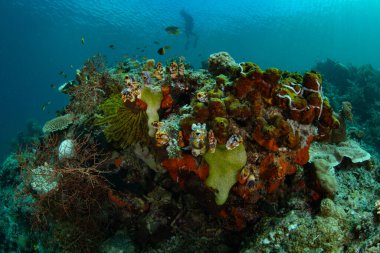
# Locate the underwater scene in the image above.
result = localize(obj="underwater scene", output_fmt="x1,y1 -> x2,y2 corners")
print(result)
1,0 -> 380,252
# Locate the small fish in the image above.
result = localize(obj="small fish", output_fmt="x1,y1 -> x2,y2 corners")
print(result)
81,36 -> 85,45
41,101 -> 52,111
58,71 -> 68,78
140,49 -> 145,52
164,45 -> 172,50
157,47 -> 165,55
108,44 -> 115,49
153,41 -> 159,45
69,64 -> 74,68
165,26 -> 181,35
50,83 -> 56,89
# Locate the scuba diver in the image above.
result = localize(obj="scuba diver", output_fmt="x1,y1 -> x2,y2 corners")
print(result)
180,9 -> 199,49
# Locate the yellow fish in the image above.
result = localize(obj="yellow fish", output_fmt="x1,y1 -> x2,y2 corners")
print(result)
81,36 -> 85,45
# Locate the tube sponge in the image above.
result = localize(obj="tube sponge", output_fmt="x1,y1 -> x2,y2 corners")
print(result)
204,144 -> 247,205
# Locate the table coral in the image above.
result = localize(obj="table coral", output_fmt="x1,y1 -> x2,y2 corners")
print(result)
42,114 -> 75,134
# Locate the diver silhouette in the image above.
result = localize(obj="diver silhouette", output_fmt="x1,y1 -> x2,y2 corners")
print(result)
180,9 -> 199,50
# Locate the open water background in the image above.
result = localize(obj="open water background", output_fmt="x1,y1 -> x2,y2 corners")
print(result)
1,0 -> 379,161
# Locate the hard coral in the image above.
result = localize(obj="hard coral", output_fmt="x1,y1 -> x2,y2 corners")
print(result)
42,114 -> 75,134
208,52 -> 241,78
308,139 -> 371,196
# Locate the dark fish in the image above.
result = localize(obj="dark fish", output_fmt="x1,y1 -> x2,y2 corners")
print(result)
164,45 -> 172,50
109,44 -> 115,49
50,83 -> 56,89
41,101 -> 52,111
165,26 -> 181,35
153,41 -> 159,45
59,71 -> 67,78
81,36 -> 85,45
157,47 -> 165,55
140,49 -> 145,52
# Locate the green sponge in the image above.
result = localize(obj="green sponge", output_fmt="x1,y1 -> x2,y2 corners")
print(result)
140,86 -> 163,137
204,144 -> 247,205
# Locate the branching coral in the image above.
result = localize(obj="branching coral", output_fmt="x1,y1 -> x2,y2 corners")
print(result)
96,94 -> 149,148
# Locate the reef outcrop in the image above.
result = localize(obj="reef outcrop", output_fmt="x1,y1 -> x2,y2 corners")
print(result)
9,52 -> 377,252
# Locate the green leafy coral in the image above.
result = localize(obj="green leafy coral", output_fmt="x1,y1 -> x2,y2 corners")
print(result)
204,144 -> 247,205
96,94 -> 149,148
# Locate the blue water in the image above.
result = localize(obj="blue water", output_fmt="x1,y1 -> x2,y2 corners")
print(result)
1,0 -> 380,160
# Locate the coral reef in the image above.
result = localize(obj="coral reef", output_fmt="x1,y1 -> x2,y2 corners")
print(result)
3,53 -> 380,252
314,59 -> 380,149
241,164 -> 380,252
